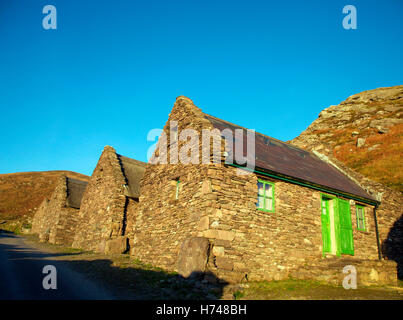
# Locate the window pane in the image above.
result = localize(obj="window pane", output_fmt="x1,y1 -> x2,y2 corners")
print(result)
359,217 -> 365,230
258,182 -> 264,196
265,184 -> 272,198
175,181 -> 180,199
360,217 -> 364,228
357,207 -> 365,230
265,198 -> 273,211
257,195 -> 264,209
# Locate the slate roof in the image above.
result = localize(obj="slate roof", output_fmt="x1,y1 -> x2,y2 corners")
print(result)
204,114 -> 375,202
66,178 -> 88,209
117,155 -> 147,199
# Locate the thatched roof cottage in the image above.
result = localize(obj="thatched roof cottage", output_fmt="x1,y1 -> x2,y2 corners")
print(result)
72,146 -> 146,254
31,175 -> 88,245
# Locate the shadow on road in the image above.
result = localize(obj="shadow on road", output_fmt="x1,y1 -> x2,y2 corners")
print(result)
0,232 -> 230,300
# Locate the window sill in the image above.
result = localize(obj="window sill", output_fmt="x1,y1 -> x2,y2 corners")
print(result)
257,208 -> 275,214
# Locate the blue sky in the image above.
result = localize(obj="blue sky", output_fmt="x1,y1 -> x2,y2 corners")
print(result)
0,0 -> 402,176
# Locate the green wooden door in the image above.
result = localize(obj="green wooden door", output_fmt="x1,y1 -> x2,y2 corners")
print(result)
338,199 -> 354,255
321,198 -> 331,254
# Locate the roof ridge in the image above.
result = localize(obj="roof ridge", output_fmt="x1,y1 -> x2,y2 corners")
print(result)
116,154 -> 147,167
66,177 -> 88,184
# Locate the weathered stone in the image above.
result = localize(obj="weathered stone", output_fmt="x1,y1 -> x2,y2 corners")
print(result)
177,237 -> 210,277
105,236 -> 128,254
201,180 -> 212,194
213,239 -> 232,248
202,230 -> 235,241
212,245 -> 225,257
197,216 -> 210,231
357,138 -> 366,148
215,257 -> 234,271
369,268 -> 379,282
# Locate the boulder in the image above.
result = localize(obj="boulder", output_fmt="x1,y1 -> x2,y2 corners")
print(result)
105,236 -> 128,254
357,138 -> 366,148
177,237 -> 210,277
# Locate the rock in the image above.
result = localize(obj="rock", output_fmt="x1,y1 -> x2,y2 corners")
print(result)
211,221 -> 219,228
201,180 -> 212,194
369,268 -> 379,282
212,245 -> 225,257
357,138 -> 366,148
197,216 -> 209,231
368,144 -> 380,151
376,126 -> 388,134
202,229 -> 235,241
370,118 -> 403,129
105,236 -> 128,254
215,257 -> 234,271
177,237 -> 209,277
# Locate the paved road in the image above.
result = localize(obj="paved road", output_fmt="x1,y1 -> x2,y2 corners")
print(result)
0,232 -> 115,300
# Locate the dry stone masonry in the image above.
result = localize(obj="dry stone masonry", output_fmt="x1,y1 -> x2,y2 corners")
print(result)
72,146 -> 146,254
31,175 -> 87,246
128,96 -> 400,285
31,94 -> 402,286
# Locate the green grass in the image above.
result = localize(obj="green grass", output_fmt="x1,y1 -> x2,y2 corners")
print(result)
233,279 -> 403,300
233,290 -> 245,300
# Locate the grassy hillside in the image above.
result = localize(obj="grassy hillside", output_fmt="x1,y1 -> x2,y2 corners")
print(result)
0,171 -> 90,220
292,85 -> 403,193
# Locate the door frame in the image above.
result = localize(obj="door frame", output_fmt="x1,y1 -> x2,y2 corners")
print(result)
320,194 -> 355,257
321,194 -> 341,257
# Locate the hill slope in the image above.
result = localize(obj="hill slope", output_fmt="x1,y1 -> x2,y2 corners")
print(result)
292,85 -> 403,194
0,171 -> 90,220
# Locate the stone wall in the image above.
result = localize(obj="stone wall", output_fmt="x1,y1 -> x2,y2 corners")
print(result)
124,197 -> 140,246
290,257 -> 397,286
31,175 -> 80,245
72,146 -> 129,253
199,165 -> 381,282
31,197 -> 50,238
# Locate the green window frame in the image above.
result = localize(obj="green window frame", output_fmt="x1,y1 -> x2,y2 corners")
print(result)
257,180 -> 275,213
356,205 -> 366,231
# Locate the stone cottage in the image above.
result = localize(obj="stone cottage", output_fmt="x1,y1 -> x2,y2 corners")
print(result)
129,96 -> 398,285
31,174 -> 88,246
72,146 -> 146,254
